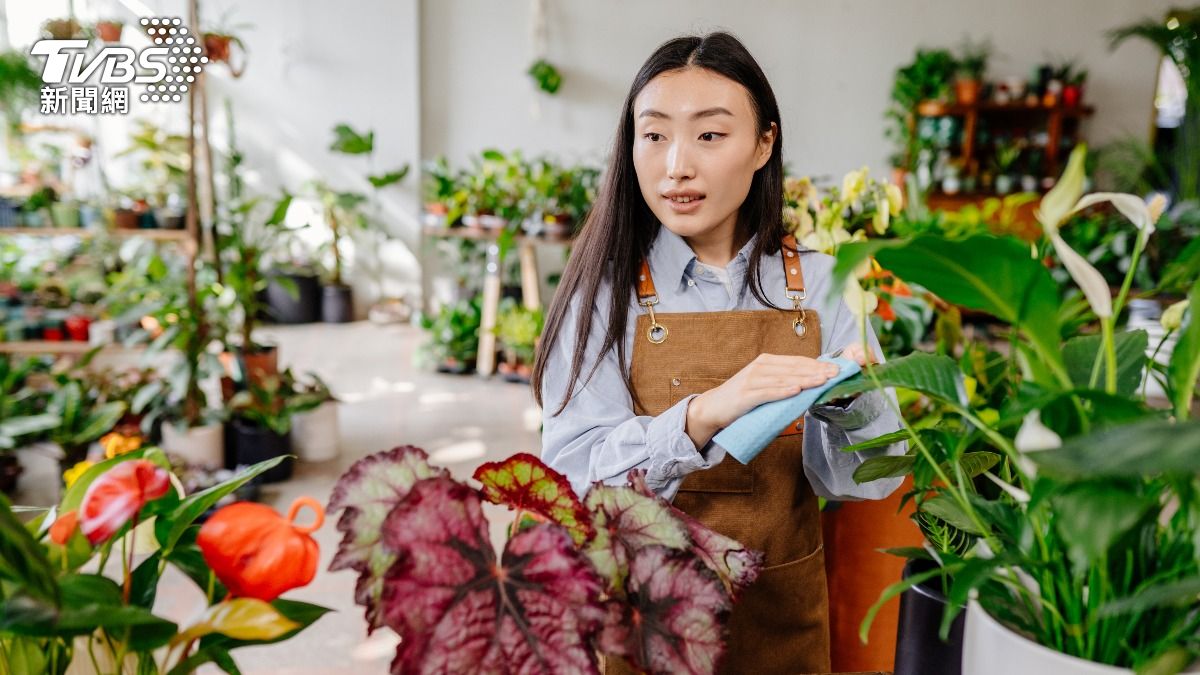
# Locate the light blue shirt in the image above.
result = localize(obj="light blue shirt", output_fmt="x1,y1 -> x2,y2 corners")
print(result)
540,226 -> 906,501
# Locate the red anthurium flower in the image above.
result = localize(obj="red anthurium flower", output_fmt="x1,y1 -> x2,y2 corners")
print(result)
80,460 -> 171,545
197,497 -> 324,602
49,509 -> 79,545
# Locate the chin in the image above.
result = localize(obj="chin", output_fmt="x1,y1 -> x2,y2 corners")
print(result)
658,217 -> 716,239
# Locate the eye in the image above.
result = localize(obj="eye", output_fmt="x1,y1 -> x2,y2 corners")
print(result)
699,132 -> 726,142
642,132 -> 663,142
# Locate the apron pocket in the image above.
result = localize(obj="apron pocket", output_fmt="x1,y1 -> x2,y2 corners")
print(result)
669,376 -> 755,494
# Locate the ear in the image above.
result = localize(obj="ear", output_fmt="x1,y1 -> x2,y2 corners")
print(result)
754,121 -> 778,170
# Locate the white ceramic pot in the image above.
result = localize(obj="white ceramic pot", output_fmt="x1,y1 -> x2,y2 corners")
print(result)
292,400 -> 339,462
160,422 -> 224,469
963,601 -> 1200,674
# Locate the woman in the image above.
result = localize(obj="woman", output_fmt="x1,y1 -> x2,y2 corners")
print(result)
533,32 -> 906,674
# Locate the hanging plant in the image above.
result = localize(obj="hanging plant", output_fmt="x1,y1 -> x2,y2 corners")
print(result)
528,59 -> 563,95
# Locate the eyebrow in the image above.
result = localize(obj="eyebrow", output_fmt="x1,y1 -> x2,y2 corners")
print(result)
637,106 -> 734,120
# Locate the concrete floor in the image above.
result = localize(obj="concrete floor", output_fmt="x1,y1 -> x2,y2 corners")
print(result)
13,321 -> 539,674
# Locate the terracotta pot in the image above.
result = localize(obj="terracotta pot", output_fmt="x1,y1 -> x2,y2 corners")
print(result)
954,78 -> 982,105
113,208 -> 139,229
219,346 -> 279,399
822,477 -> 924,672
204,33 -> 233,62
96,21 -> 123,42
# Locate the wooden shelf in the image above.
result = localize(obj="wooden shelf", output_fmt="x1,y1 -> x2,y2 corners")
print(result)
0,227 -> 193,242
915,100 -> 1094,118
422,225 -> 575,245
0,341 -> 137,355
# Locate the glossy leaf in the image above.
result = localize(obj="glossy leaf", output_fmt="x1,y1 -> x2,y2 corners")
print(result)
327,445 -> 449,630
853,455 -> 915,483
818,352 -> 968,410
1167,279 -> 1200,420
1052,481 -> 1155,571
1063,329 -> 1148,396
1031,418 -> 1200,478
0,494 -> 59,604
156,455 -> 287,553
379,477 -> 604,674
175,598 -> 300,644
473,452 -> 594,545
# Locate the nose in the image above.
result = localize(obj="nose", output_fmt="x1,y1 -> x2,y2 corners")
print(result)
666,141 -> 695,182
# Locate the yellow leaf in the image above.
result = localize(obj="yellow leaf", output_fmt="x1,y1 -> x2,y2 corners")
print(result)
174,598 -> 299,645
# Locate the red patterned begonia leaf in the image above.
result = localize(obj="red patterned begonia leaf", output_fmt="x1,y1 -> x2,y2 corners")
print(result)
473,452 -> 594,545
582,483 -> 690,593
605,545 -> 732,675
624,469 -> 763,600
327,445 -> 448,630
379,476 -> 606,675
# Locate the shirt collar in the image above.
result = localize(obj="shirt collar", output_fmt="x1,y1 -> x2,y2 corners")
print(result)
648,226 -> 763,284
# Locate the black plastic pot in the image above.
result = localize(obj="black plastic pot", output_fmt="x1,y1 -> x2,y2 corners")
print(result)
894,558 -> 964,675
0,454 -> 22,495
228,418 -> 293,483
266,273 -> 321,324
321,284 -> 353,323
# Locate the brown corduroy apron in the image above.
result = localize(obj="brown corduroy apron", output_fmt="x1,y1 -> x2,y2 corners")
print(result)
605,235 -> 831,675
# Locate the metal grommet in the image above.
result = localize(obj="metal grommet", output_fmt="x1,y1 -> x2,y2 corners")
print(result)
671,377 -> 681,386
786,250 -> 795,257
648,324 -> 668,344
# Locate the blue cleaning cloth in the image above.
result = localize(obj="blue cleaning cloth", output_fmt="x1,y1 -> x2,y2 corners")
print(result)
713,356 -> 862,465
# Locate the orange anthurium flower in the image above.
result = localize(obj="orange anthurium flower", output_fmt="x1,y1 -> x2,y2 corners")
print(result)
875,296 -> 896,322
197,497 -> 324,602
80,460 -> 171,545
50,509 -> 79,545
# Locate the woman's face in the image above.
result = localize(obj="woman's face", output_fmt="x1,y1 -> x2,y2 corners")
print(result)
631,67 -> 776,242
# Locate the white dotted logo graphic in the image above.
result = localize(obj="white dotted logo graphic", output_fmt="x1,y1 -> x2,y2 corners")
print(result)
138,16 -> 208,104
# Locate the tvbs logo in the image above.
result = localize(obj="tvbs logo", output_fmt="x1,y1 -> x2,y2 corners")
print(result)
32,16 -> 208,114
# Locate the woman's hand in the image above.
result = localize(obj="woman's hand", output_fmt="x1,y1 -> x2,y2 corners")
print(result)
685,354 -> 839,448
839,342 -> 877,367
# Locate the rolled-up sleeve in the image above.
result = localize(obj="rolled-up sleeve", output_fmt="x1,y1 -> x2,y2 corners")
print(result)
803,288 -> 908,501
540,283 -> 716,500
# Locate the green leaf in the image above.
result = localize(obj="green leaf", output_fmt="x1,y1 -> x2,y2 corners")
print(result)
0,413 -> 61,447
367,165 -> 409,188
129,551 -> 163,608
858,564 -> 947,644
1063,329 -> 1149,396
0,494 -> 59,604
818,352 -> 968,409
853,455 -> 914,483
329,124 -> 373,155
130,380 -> 164,415
265,193 -> 293,226
1053,481 -> 1155,570
1097,575 -> 1200,617
157,455 -> 287,553
1167,279 -> 1200,420
920,494 -> 983,535
840,428 -> 912,453
69,401 -> 127,447
1032,418 -> 1200,478
835,235 -> 1065,377
174,598 -> 299,644
957,452 -> 1000,478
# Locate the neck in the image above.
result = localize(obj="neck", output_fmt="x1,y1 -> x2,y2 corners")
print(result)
685,215 -> 746,268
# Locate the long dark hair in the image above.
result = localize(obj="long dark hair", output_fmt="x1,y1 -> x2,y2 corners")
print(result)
532,31 -> 787,416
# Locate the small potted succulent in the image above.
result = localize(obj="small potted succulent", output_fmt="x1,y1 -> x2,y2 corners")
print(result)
993,140 -> 1021,195
422,156 -> 467,228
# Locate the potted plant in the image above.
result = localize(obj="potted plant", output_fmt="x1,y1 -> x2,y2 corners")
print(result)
44,377 -> 127,472
288,370 -> 339,463
1060,65 -> 1087,108
463,149 -> 525,229
0,449 -> 327,672
115,120 -> 189,223
228,373 -> 307,483
886,48 -> 957,173
201,11 -> 251,77
314,123 -> 410,323
95,18 -> 123,42
216,193 -> 294,394
840,147 -> 1200,674
264,240 -> 322,324
527,58 -> 563,94
421,156 -> 467,227
0,50 -> 42,129
328,449 -> 765,673
954,38 -> 991,105
494,297 -> 543,383
993,141 -> 1021,195
42,17 -> 86,40
416,295 -> 482,374
0,356 -> 60,494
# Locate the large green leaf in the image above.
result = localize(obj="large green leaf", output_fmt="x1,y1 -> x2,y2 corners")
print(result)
69,401 -> 127,446
1097,575 -> 1200,617
920,494 -> 983,535
367,165 -> 409,188
835,235 -> 1065,376
0,494 -> 58,604
1032,418 -> 1200,478
852,455 -> 914,483
1052,481 -> 1155,571
1063,329 -> 1149,396
0,413 -> 60,449
818,352 -> 968,410
156,455 -> 287,553
329,124 -> 373,155
1167,279 -> 1200,420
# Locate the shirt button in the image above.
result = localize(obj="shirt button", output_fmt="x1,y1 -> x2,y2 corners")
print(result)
671,378 -> 681,386
687,279 -> 696,287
